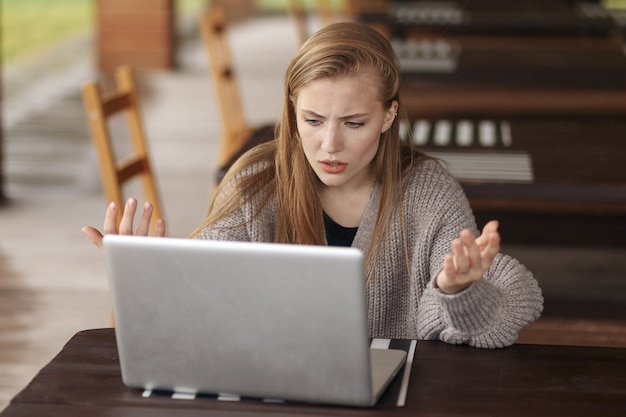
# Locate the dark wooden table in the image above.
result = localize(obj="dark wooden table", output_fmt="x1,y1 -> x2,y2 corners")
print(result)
355,0 -> 621,39
2,328 -> 626,416
398,44 -> 626,119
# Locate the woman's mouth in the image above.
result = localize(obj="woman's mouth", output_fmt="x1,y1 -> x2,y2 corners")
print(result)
320,160 -> 347,174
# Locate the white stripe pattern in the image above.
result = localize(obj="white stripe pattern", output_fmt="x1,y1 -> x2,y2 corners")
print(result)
403,119 -> 533,183
140,338 -> 417,407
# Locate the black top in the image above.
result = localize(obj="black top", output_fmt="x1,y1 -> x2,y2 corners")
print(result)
324,213 -> 358,247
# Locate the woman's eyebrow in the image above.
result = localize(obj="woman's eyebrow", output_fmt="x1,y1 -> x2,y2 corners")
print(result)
300,109 -> 369,120
301,109 -> 324,118
339,113 -> 369,120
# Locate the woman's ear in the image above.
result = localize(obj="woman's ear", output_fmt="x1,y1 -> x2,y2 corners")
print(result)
381,100 -> 399,133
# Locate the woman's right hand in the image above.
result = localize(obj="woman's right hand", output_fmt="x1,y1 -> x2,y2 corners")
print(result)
81,198 -> 166,250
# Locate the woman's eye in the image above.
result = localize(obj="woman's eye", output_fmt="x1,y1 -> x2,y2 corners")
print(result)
346,121 -> 363,129
305,119 -> 321,126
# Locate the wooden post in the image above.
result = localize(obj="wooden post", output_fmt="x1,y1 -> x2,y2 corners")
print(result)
215,0 -> 258,22
96,0 -> 175,71
0,2 -> 5,203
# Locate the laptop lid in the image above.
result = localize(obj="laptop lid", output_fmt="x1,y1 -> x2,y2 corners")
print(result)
103,235 -> 406,407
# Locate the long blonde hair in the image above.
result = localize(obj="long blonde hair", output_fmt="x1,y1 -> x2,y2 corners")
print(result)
193,22 -> 423,279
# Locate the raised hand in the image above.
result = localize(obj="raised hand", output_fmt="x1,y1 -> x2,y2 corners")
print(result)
435,220 -> 500,294
81,198 -> 166,250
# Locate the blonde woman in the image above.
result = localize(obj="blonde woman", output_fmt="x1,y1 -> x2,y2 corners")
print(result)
84,22 -> 543,348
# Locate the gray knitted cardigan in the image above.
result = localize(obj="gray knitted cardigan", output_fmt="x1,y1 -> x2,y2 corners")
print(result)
197,158 -> 543,348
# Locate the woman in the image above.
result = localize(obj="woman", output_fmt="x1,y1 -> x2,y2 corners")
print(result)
84,22 -> 543,348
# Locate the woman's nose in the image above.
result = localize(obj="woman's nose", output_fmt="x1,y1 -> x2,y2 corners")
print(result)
320,125 -> 343,153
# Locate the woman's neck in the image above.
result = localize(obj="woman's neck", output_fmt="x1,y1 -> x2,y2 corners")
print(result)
318,178 -> 375,228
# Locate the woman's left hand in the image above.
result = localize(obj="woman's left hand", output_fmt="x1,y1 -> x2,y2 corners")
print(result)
81,198 -> 166,251
435,220 -> 501,294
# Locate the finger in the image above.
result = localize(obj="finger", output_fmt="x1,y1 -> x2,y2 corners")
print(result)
436,254 -> 457,289
461,229 -> 482,269
481,231 -> 501,270
452,237 -> 470,273
103,202 -> 120,235
486,227 -> 501,251
154,218 -> 166,237
81,226 -> 105,250
437,254 -> 471,294
476,220 -> 499,249
135,202 -> 153,236
118,198 -> 138,235
483,220 -> 499,233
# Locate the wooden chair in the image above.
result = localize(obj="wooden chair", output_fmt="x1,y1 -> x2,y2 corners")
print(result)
288,0 -> 310,46
288,0 -> 355,46
81,65 -> 163,230
199,4 -> 275,183
315,0 -> 350,27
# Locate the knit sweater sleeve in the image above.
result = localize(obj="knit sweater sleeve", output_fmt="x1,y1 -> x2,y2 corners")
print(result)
195,196 -> 277,243
411,160 -> 543,348
194,165 -> 277,243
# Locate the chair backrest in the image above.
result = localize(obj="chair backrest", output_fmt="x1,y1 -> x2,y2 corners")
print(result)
316,0 -> 336,27
81,65 -> 163,230
288,0 -> 310,46
199,4 -> 252,167
288,0 -> 356,46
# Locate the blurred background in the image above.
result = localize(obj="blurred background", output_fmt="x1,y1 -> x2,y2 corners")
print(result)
1,0 -> 626,412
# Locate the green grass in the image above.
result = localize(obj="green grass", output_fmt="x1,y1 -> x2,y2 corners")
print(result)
1,0 -> 208,64
1,0 -> 91,62
605,0 -> 626,8
255,0 -> 346,12
256,0 -> 312,12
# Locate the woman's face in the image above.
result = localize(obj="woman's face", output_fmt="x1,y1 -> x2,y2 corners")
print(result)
294,71 -> 397,192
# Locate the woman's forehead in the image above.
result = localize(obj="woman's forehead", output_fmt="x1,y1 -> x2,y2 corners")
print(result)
295,70 -> 382,102
303,75 -> 378,98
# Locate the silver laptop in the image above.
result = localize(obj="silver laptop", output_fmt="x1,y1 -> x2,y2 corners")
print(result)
103,235 -> 407,407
